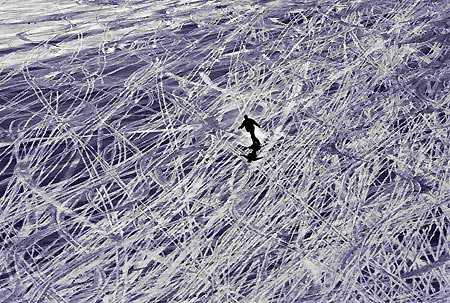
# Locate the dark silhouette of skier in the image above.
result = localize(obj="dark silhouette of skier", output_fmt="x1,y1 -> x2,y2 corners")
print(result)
238,115 -> 261,147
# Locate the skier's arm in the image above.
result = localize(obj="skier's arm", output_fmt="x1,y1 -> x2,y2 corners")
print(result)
238,121 -> 245,130
254,121 -> 261,128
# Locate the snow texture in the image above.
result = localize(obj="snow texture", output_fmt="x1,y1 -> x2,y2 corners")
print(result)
0,0 -> 449,302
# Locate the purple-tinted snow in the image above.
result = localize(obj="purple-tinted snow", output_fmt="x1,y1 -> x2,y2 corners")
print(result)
0,0 -> 449,302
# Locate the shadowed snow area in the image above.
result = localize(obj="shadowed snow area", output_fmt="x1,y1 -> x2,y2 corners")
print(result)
0,0 -> 449,302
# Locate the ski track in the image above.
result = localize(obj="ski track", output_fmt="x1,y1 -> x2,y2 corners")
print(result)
0,0 -> 449,302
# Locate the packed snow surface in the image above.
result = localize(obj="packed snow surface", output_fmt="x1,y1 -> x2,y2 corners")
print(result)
0,0 -> 449,302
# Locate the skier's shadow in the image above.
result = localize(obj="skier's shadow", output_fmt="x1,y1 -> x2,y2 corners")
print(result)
242,143 -> 262,162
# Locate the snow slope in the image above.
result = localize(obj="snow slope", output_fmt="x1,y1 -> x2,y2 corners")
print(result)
0,0 -> 449,302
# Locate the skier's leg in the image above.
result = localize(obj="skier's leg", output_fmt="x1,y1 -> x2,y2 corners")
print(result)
251,132 -> 260,146
250,132 -> 257,145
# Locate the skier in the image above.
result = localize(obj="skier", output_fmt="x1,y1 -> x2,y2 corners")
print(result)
238,115 -> 261,147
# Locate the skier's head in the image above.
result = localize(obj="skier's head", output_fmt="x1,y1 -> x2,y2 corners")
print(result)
244,114 -> 248,119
